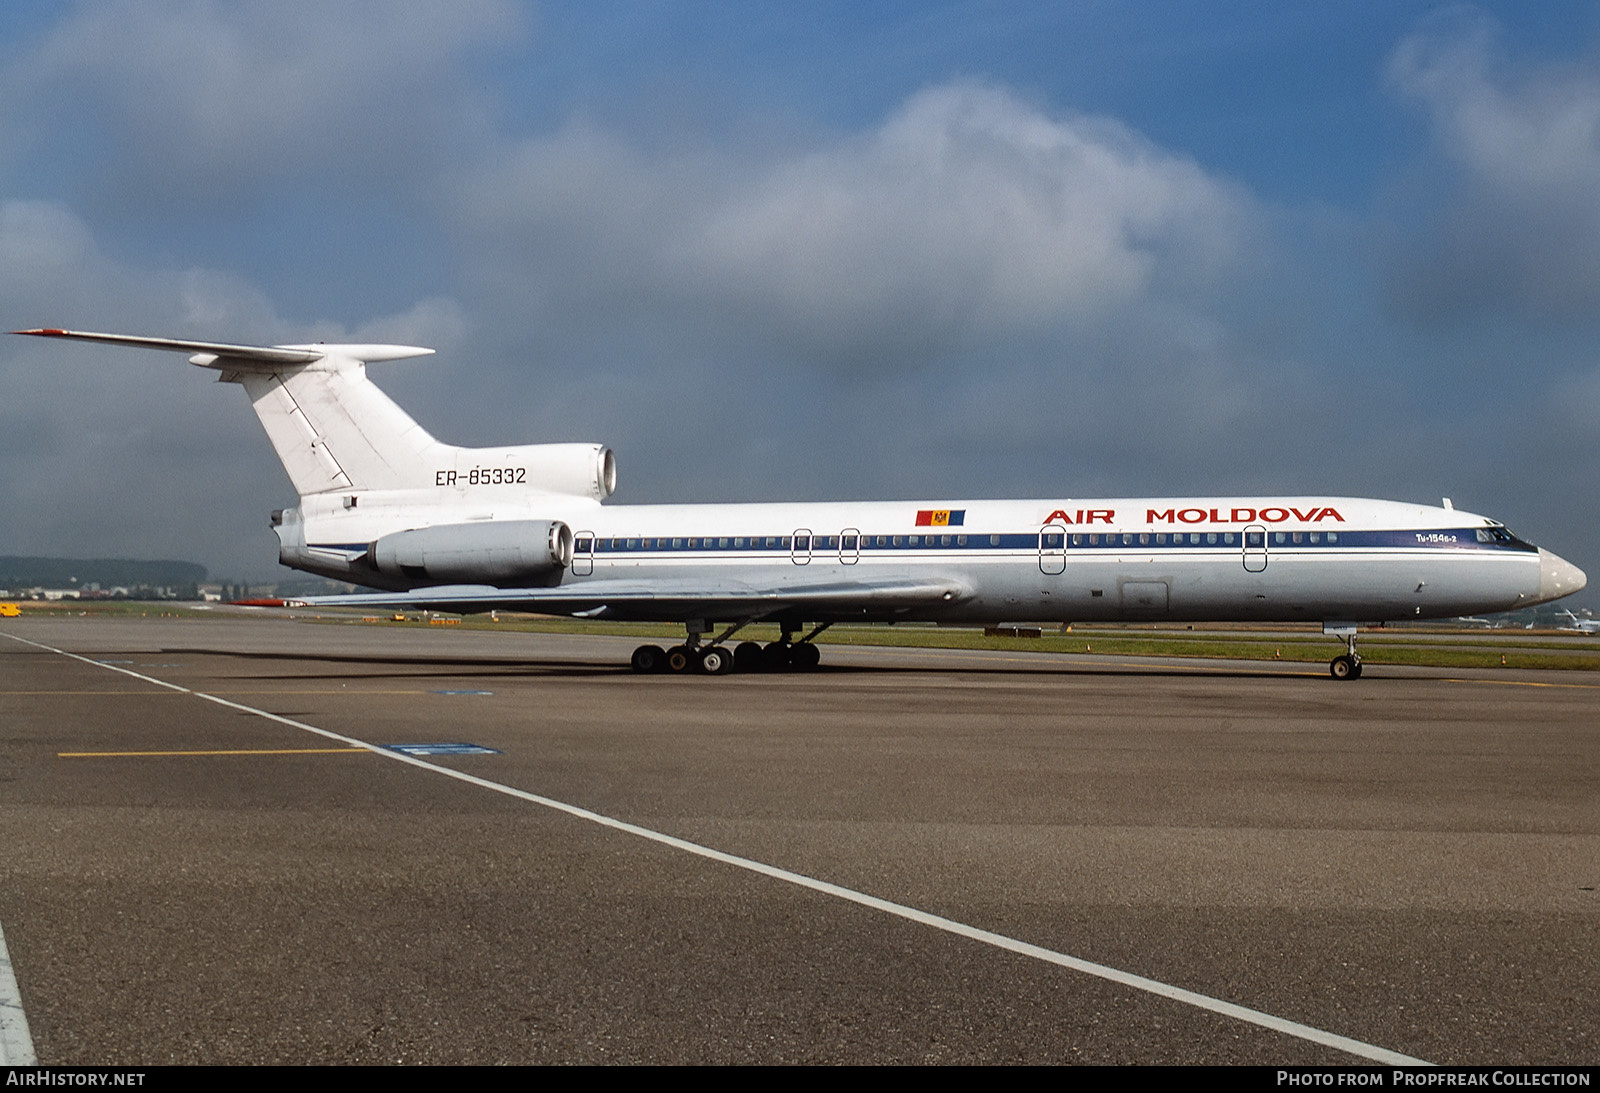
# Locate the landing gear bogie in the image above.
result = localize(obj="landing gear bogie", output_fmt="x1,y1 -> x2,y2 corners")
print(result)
697,646 -> 734,675
633,623 -> 824,676
630,644 -> 667,673
733,641 -> 764,672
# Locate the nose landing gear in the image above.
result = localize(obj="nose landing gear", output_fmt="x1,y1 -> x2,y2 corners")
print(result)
1324,624 -> 1363,680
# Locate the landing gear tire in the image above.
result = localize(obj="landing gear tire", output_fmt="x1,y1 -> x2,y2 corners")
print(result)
631,645 -> 667,673
733,641 -> 764,672
790,642 -> 821,670
697,646 -> 734,675
666,645 -> 694,673
761,642 -> 793,671
1330,654 -> 1361,680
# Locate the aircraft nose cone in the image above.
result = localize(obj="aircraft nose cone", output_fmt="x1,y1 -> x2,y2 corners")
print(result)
1536,548 -> 1587,605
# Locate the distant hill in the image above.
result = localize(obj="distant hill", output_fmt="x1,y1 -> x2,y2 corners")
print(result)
0,556 -> 207,590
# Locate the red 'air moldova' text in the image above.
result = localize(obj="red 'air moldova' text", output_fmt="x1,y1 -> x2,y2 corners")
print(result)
1146,506 -> 1344,524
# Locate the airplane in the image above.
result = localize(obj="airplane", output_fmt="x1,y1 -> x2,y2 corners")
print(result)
1558,609 -> 1600,635
15,328 -> 1587,680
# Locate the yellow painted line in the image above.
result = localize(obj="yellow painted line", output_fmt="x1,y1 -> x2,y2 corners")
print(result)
59,747 -> 371,758
210,690 -> 430,695
1437,677 -> 1600,689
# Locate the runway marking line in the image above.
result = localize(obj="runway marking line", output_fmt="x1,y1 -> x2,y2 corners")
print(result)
1,689 -> 430,696
0,629 -> 1430,1066
0,917 -> 34,1066
59,747 -> 370,758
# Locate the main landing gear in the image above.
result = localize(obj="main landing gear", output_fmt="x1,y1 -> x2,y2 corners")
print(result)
1325,624 -> 1363,680
630,620 -> 830,675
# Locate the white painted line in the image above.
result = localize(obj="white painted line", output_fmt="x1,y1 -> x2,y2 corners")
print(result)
1,630 -> 1431,1065
0,916 -> 37,1066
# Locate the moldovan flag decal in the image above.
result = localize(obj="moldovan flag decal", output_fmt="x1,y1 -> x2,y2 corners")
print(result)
915,509 -> 965,526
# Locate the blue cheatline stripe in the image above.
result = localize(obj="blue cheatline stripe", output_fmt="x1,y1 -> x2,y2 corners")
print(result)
329,527 -> 1529,556
0,629 -> 1433,1066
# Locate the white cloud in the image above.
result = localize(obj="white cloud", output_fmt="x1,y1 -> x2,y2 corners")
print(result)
8,0 -> 521,206
1388,15 -> 1600,318
456,83 -> 1255,372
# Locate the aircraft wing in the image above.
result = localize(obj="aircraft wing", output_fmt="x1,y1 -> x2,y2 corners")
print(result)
282,575 -> 972,621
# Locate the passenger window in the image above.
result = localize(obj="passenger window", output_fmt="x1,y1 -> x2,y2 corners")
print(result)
989,534 -> 1000,546
956,535 -> 967,546
909,535 -> 920,546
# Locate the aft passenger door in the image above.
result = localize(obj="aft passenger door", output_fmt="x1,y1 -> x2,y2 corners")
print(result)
573,531 -> 595,576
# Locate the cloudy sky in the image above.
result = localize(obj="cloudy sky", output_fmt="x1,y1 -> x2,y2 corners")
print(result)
2,1 -> 1599,605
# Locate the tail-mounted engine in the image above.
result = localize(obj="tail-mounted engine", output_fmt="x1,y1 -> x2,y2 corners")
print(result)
369,520 -> 574,587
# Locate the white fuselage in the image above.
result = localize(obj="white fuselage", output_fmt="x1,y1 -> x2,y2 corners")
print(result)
276,491 -> 1570,625
19,330 -> 1581,634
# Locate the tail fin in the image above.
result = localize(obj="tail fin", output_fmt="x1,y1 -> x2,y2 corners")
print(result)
18,329 -> 616,503
229,350 -> 442,495
16,329 -> 439,495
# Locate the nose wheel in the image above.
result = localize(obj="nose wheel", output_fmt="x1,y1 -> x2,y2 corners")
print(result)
1325,624 -> 1364,680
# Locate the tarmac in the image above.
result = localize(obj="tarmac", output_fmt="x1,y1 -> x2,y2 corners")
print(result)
0,613 -> 1595,1064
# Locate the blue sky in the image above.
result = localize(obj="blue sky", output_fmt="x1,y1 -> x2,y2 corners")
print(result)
2,0 -> 1599,607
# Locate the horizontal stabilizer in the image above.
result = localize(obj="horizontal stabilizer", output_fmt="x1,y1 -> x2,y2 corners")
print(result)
13,329 -> 433,369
